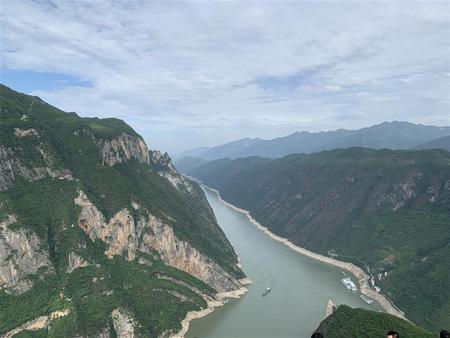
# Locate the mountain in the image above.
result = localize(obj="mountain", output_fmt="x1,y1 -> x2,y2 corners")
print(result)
173,156 -> 209,174
182,122 -> 450,160
187,148 -> 450,331
315,305 -> 435,338
196,137 -> 261,161
0,84 -> 245,338
173,146 -> 211,159
414,136 -> 450,151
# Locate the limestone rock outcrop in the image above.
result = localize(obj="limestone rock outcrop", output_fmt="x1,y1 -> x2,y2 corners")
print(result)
2,309 -> 70,338
0,215 -> 51,293
112,308 -> 135,338
0,146 -> 48,191
67,252 -> 90,273
14,128 -> 38,138
75,190 -> 241,292
99,133 -> 149,166
75,191 -> 139,261
141,217 -> 240,292
0,84 -> 244,337
150,150 -> 195,192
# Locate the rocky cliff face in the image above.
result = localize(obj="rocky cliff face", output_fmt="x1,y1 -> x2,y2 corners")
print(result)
98,134 -> 193,194
0,215 -> 51,293
149,150 -> 176,172
0,84 -> 243,337
75,190 -> 139,261
2,309 -> 71,338
150,150 -> 195,192
66,252 -> 89,273
99,133 -> 150,166
0,139 -> 74,192
0,146 -> 48,191
112,308 -> 136,338
141,217 -> 240,292
75,189 -> 240,292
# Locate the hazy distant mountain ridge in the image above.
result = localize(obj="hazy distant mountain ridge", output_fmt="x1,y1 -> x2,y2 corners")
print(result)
174,146 -> 211,159
172,156 -> 210,174
196,137 -> 262,160
414,135 -> 450,151
183,122 -> 450,160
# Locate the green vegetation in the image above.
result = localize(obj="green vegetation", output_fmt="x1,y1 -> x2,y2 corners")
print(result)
13,331 -> 48,338
0,84 -> 242,337
315,305 -> 435,338
0,83 -> 240,278
0,255 -> 213,336
188,147 -> 450,332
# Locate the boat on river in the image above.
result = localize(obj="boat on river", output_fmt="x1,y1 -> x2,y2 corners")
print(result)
262,287 -> 271,297
341,277 -> 357,291
359,294 -> 374,304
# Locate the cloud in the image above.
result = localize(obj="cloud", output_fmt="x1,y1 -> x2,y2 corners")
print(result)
1,0 -> 449,153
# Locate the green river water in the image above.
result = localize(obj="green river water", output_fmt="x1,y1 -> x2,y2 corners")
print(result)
187,187 -> 379,338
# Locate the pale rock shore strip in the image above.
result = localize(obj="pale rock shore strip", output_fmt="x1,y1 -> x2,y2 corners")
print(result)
202,184 -> 407,321
2,309 -> 70,338
170,277 -> 252,338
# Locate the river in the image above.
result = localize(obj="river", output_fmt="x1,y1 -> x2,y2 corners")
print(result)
187,187 -> 380,338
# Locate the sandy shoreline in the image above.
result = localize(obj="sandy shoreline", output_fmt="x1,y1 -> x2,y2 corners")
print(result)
171,277 -> 252,338
203,184 -> 407,321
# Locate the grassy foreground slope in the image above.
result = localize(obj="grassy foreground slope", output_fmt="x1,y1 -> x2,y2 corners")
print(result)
315,305 -> 435,338
188,148 -> 450,331
0,84 -> 243,337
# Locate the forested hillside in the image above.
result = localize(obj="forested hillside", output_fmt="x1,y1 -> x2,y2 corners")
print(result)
0,84 -> 244,337
187,148 -> 450,331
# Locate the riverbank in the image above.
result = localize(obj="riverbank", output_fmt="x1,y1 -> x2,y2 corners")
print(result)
171,277 -> 252,338
202,184 -> 406,321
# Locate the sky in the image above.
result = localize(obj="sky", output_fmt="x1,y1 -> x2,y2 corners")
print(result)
1,0 -> 449,155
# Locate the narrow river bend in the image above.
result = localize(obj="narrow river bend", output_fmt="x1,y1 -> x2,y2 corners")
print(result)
187,187 -> 379,338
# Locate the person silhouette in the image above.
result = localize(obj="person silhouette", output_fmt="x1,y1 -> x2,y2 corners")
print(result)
440,330 -> 450,338
311,333 -> 324,338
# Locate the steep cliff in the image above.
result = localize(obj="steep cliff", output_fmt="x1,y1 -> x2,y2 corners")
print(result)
0,215 -> 51,293
187,148 -> 450,331
99,133 -> 150,167
0,84 -> 244,337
